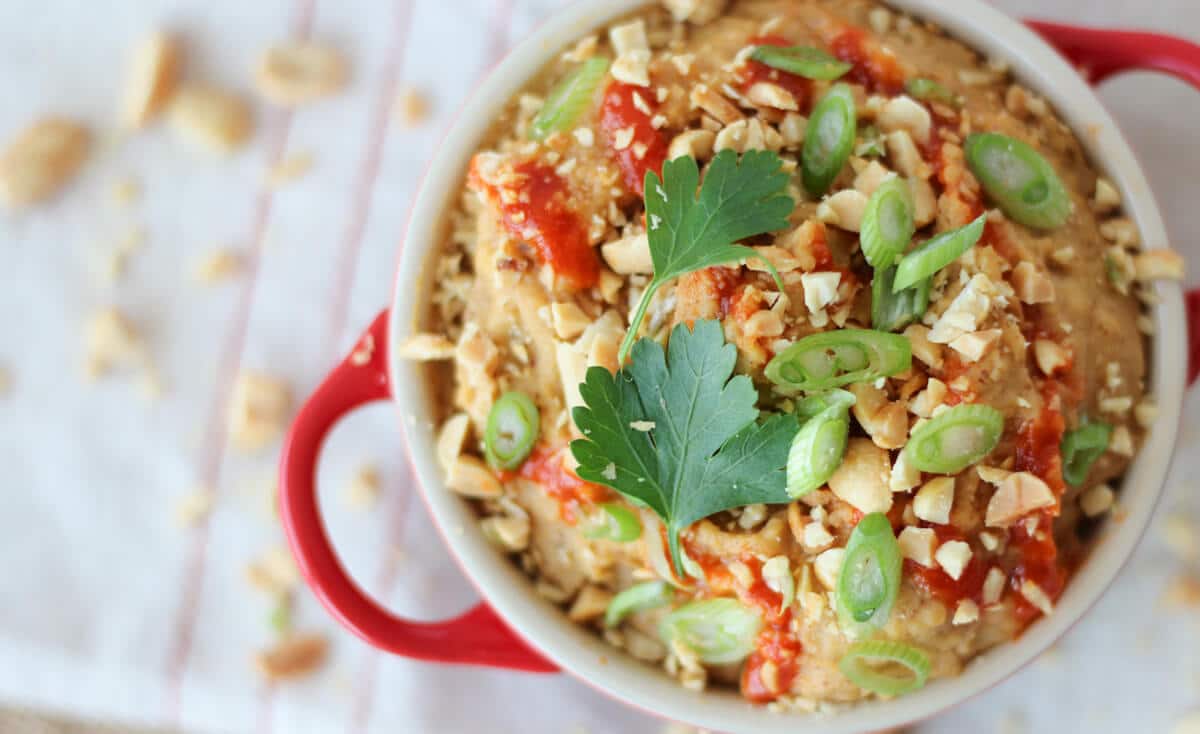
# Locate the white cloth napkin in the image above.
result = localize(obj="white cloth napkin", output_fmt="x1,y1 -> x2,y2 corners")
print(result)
0,0 -> 1197,732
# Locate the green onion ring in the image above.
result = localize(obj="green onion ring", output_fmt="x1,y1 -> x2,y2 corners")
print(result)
749,45 -> 853,80
658,598 -> 762,664
861,176 -> 915,269
484,391 -> 540,470
765,329 -> 912,392
1061,420 -> 1113,487
582,502 -> 643,542
787,398 -> 853,498
964,132 -> 1071,229
905,77 -> 962,108
903,403 -> 1004,474
872,263 -> 930,333
528,57 -> 610,141
836,512 -> 902,637
839,640 -> 931,696
802,83 -> 857,196
605,581 -> 674,628
892,213 -> 986,293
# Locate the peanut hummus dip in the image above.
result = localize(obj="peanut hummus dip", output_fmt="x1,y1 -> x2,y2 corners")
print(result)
402,0 -> 1183,708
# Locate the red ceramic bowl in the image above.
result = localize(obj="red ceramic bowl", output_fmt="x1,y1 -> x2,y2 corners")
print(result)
279,2 -> 1200,731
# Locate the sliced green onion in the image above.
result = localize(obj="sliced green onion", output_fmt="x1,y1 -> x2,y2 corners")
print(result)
605,581 -> 674,627
528,57 -> 610,141
903,403 -> 1004,474
787,402 -> 852,498
836,513 -> 902,637
794,388 -> 857,420
582,502 -> 643,542
484,391 -> 540,470
856,125 -> 885,158
750,45 -> 853,80
872,264 -> 930,333
839,640 -> 931,696
861,176 -> 915,269
658,598 -> 762,664
765,329 -> 912,392
964,132 -> 1071,229
268,599 -> 292,635
1061,421 -> 1113,487
802,83 -> 857,196
905,77 -> 961,108
892,213 -> 986,293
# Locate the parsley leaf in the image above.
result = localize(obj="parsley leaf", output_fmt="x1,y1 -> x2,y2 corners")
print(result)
571,319 -> 797,576
618,150 -> 795,363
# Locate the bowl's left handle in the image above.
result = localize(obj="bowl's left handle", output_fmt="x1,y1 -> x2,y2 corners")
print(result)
278,309 -> 557,673
1027,20 -> 1200,384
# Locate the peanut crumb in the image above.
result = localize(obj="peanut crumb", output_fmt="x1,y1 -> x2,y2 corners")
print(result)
168,84 -> 254,154
395,87 -> 430,127
349,333 -> 376,366
121,31 -> 183,129
255,41 -> 348,106
0,365 -> 9,396
266,150 -> 314,187
343,464 -> 381,509
193,248 -> 242,284
84,307 -> 144,379
175,487 -> 215,527
246,546 -> 300,596
110,176 -> 141,206
228,371 -> 292,452
0,118 -> 91,208
1161,574 -> 1200,609
253,633 -> 329,680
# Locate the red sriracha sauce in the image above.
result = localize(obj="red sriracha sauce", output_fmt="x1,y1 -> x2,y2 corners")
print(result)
599,81 -> 669,196
738,35 -> 814,109
905,524 -> 988,606
499,445 -> 609,524
829,26 -> 905,95
469,157 -> 600,289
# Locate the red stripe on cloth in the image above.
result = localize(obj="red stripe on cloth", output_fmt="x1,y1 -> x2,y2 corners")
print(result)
344,1 -> 516,729
162,0 -> 317,726
321,0 -> 417,361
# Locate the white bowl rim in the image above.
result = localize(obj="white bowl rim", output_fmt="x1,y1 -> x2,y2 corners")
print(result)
386,1 -> 1186,731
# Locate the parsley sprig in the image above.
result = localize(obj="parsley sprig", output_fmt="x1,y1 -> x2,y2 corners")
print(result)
618,150 -> 795,363
571,320 -> 797,576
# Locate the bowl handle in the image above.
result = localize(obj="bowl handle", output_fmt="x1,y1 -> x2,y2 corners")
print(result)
278,309 -> 557,672
1027,20 -> 1200,385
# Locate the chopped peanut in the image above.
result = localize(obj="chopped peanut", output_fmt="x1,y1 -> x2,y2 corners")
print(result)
662,0 -> 727,24
601,232 -> 653,275
667,129 -> 716,162
229,372 -> 292,452
1033,339 -> 1070,376
828,438 -> 893,514
985,472 -> 1055,527
398,333 -> 456,360
898,526 -> 937,567
121,32 -> 182,128
435,413 -> 471,473
877,95 -> 932,144
168,84 -> 253,154
0,118 -> 91,208
446,455 -> 504,498
193,248 -> 242,284
914,477 -> 955,524
1133,250 -> 1185,282
343,464 -> 381,509
689,84 -> 742,125
1079,484 -> 1114,518
817,189 -> 868,232
1011,262 -> 1055,304
812,547 -> 845,590
255,41 -> 348,106
84,307 -> 143,379
254,633 -> 329,681
481,514 -> 531,552
935,540 -> 972,581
